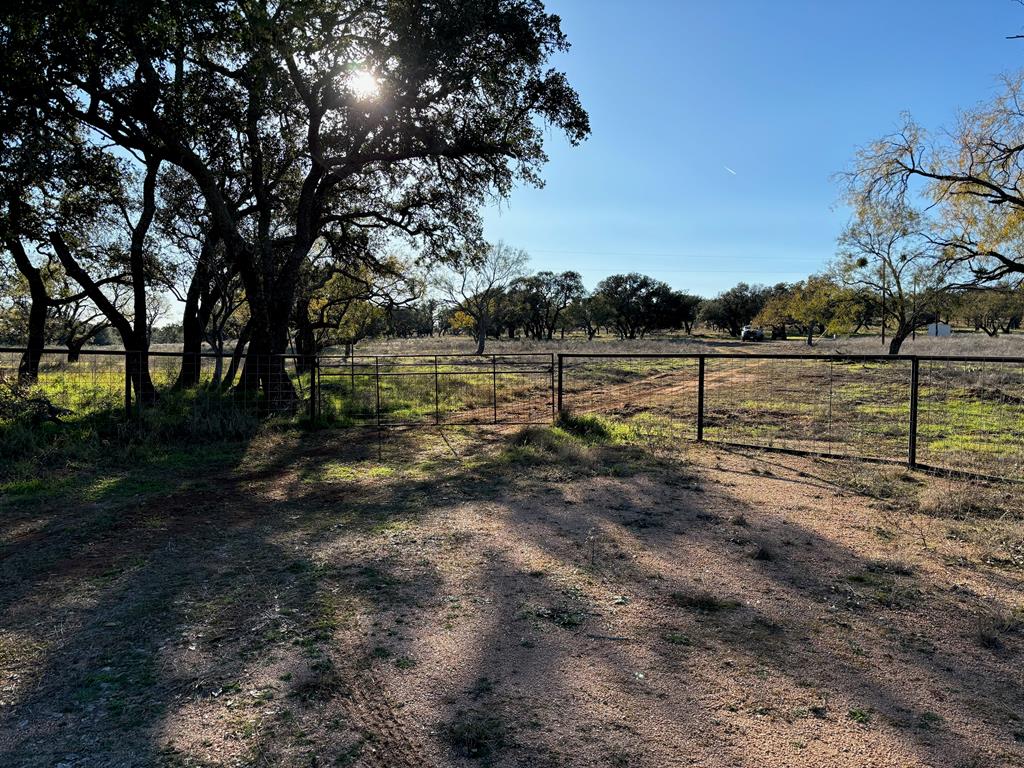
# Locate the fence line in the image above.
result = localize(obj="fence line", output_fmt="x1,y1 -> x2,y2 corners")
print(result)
2,347 -> 1023,480
556,352 -> 1024,481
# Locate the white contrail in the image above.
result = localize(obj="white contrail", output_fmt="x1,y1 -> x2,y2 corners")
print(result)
724,165 -> 737,175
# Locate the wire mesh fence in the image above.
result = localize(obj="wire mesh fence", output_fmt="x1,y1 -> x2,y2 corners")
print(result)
916,357 -> 1024,481
0,348 -> 555,432
557,353 -> 1024,482
317,353 -> 555,426
0,348 -> 315,435
558,355 -> 699,438
2,346 -> 1023,481
0,348 -> 126,418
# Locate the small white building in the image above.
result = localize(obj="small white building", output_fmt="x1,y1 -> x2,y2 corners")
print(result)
927,322 -> 952,337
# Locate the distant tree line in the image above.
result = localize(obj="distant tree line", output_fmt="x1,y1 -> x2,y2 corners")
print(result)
7,244 -> 1020,360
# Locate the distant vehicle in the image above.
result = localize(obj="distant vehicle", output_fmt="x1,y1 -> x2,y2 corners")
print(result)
740,325 -> 765,341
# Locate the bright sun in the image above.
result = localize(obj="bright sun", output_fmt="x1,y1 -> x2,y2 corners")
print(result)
348,69 -> 380,100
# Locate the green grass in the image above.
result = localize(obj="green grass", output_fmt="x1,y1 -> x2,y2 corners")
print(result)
847,708 -> 873,725
316,462 -> 396,482
4,350 -> 1022,483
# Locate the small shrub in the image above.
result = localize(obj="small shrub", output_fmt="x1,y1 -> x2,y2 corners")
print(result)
847,707 -> 872,725
0,377 -> 71,424
556,411 -> 611,441
503,426 -> 582,466
289,664 -> 347,702
750,543 -> 775,562
445,710 -> 508,760
919,484 -> 1018,520
469,676 -> 495,699
847,564 -> 918,608
661,631 -> 692,646
536,605 -> 587,630
828,464 -> 920,510
865,559 -> 914,577
669,589 -> 740,612
975,608 -> 1022,650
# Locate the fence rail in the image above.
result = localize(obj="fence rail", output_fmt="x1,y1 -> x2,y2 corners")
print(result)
2,347 -> 1023,480
556,352 -> 1024,481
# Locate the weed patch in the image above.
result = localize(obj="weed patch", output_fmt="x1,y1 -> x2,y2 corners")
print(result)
445,710 -> 508,761
669,589 -> 740,612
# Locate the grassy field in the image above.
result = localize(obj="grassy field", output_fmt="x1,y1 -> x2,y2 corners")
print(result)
1,420 -> 1023,767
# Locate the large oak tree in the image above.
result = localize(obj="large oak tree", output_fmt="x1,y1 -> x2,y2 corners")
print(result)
2,0 -> 588,407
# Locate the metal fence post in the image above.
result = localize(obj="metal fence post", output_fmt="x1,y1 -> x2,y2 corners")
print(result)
375,355 -> 381,427
908,356 -> 920,468
434,355 -> 440,426
697,354 -> 705,441
556,354 -> 564,416
550,353 -> 556,422
492,354 -> 498,424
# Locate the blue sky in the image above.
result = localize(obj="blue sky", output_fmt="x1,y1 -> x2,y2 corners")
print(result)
482,0 -> 1024,297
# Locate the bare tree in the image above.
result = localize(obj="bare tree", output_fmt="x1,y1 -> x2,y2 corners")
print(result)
845,75 -> 1024,284
836,199 -> 957,354
433,243 -> 528,355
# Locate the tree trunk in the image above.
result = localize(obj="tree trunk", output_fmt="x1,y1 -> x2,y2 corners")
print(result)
237,293 -> 297,412
173,262 -> 206,390
211,345 -> 224,388
126,345 -> 158,404
7,238 -> 47,383
474,319 -> 487,355
292,312 -> 318,378
66,338 -> 86,363
221,321 -> 251,391
887,332 -> 910,355
19,288 -> 47,383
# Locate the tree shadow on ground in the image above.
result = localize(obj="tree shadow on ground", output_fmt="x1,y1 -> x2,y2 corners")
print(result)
382,430 -> 1022,767
0,425 -> 1021,767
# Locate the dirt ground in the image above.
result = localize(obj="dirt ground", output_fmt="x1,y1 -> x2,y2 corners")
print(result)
1,425 -> 1023,767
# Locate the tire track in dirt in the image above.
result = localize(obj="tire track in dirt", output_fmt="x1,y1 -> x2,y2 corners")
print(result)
432,357 -> 774,425
385,355 -> 779,426
560,357 -> 776,416
343,668 -> 432,767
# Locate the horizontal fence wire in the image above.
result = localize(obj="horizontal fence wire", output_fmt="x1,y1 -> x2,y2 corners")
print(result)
915,357 -> 1024,481
2,347 -> 1023,481
557,352 -> 1024,482
317,353 -> 555,426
